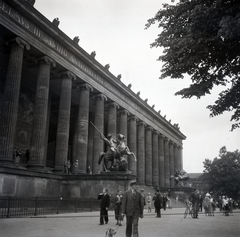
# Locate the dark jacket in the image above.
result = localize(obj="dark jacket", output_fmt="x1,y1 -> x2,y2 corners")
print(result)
98,193 -> 110,209
154,193 -> 162,209
122,190 -> 144,216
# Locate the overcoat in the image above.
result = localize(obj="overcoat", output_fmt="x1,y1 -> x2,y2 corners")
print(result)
122,190 -> 144,216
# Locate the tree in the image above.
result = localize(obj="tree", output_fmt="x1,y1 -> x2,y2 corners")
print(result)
145,0 -> 240,130
201,146 -> 240,200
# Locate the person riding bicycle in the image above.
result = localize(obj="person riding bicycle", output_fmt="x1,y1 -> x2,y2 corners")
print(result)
189,189 -> 200,219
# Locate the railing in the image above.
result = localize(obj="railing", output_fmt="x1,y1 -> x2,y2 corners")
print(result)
0,196 -> 102,218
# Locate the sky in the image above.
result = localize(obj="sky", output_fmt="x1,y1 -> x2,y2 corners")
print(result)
35,0 -> 240,173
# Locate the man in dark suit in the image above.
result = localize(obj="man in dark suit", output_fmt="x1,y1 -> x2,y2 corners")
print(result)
121,180 -> 144,237
154,189 -> 162,218
98,188 -> 110,225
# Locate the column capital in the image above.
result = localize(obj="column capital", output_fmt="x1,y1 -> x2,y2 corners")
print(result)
60,71 -> 76,81
159,133 -> 165,139
165,137 -> 170,142
118,109 -> 130,116
78,83 -> 93,92
137,121 -> 147,127
129,115 -> 139,122
173,142 -> 178,147
37,56 -> 56,67
94,93 -> 107,102
153,130 -> 160,135
177,145 -> 183,149
7,37 -> 30,50
146,125 -> 154,132
108,102 -> 119,109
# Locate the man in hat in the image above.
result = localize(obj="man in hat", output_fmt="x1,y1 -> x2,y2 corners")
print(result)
121,180 -> 144,237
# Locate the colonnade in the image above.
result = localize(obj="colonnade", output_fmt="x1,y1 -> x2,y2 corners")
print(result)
0,37 -> 183,188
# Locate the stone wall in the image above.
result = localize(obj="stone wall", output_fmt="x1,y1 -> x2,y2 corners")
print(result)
0,167 -> 134,198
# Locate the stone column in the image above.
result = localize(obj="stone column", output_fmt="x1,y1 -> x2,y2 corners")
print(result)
28,56 -> 56,169
0,37 -> 30,166
175,145 -> 182,171
71,108 -> 78,167
173,144 -> 178,185
145,126 -> 153,186
107,102 -> 119,139
128,115 -> 138,175
92,94 -> 107,174
118,109 -> 129,139
76,83 -> 93,174
169,141 -> 175,188
159,134 -> 165,187
54,71 -> 76,173
44,93 -> 52,165
152,130 -> 159,186
179,146 -> 183,170
137,121 -> 146,185
164,138 -> 170,187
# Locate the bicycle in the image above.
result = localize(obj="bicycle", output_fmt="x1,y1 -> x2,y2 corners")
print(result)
184,200 -> 193,218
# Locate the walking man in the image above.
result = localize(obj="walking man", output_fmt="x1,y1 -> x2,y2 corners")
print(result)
154,189 -> 162,218
121,180 -> 144,237
98,188 -> 110,225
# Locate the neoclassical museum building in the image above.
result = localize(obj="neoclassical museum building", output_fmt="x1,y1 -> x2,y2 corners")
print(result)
0,0 -> 186,198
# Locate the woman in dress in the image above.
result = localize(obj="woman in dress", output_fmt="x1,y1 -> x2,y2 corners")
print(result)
114,190 -> 123,226
204,193 -> 213,216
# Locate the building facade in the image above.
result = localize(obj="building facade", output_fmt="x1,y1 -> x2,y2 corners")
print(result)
0,0 -> 186,197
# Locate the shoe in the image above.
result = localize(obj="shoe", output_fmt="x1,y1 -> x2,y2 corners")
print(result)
118,223 -> 122,226
99,223 -> 103,225
105,222 -> 108,224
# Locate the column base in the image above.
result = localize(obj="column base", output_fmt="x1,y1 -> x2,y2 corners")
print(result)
27,164 -> 45,170
0,159 -> 15,167
100,170 -> 132,175
78,169 -> 87,174
53,165 -> 65,174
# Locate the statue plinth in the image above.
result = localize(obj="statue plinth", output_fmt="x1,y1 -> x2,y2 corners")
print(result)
100,170 -> 132,175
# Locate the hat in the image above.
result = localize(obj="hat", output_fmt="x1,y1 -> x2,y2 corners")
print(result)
129,180 -> 138,186
206,193 -> 210,197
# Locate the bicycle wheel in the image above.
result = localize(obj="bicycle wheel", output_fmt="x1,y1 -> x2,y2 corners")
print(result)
184,208 -> 188,219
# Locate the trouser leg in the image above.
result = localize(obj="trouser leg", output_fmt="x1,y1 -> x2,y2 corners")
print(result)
132,216 -> 139,237
126,216 -> 133,237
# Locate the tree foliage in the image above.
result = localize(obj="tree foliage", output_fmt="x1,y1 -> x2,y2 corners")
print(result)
145,0 -> 240,130
201,146 -> 240,199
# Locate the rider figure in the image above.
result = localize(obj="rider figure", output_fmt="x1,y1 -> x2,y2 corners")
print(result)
100,133 -> 118,166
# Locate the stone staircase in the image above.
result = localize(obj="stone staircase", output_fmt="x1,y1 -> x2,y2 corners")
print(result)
137,185 -> 186,209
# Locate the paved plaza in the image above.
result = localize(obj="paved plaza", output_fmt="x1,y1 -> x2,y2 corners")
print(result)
1,208 -> 239,237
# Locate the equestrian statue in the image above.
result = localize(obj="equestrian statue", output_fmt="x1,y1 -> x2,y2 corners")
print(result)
170,169 -> 192,187
91,122 -> 136,171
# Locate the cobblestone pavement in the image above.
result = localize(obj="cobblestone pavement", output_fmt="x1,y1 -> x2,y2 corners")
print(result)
1,208 -> 239,237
